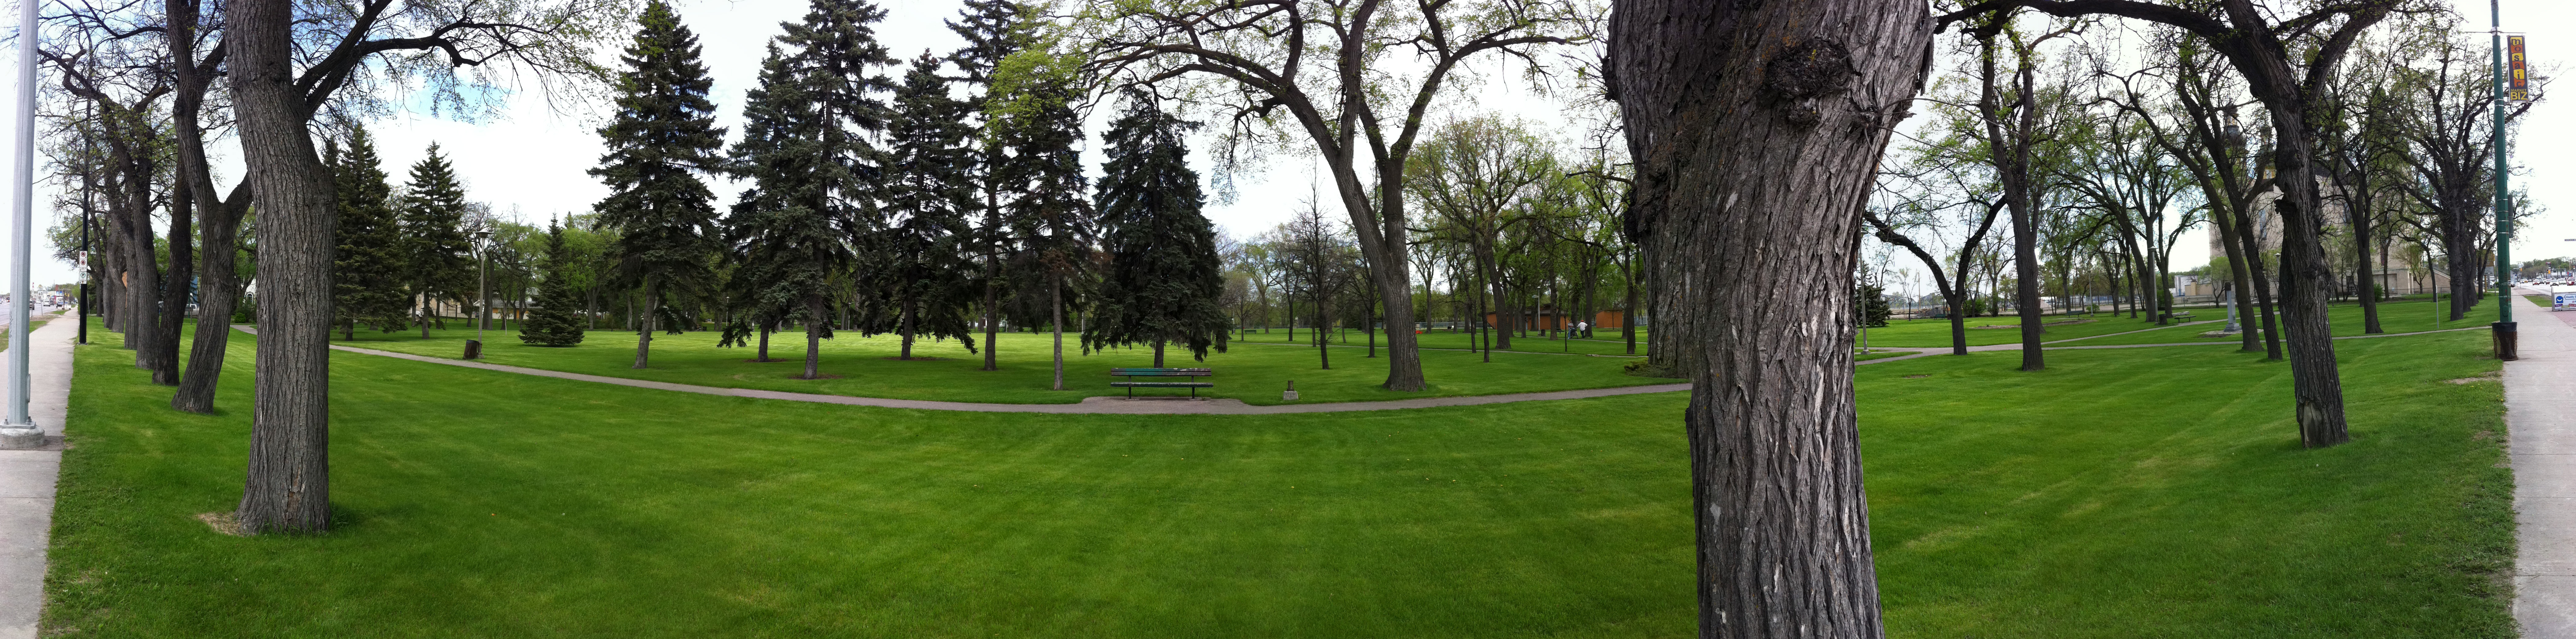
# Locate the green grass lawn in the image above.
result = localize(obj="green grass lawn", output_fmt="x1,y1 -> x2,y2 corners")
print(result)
320,322 -> 1668,406
1862,333 -> 2512,637
45,318 -> 2514,637
1392,328 -> 1648,356
2063,300 -> 2496,347
1855,314 -> 2173,348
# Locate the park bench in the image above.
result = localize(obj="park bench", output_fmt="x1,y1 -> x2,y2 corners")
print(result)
1109,368 -> 1215,398
2165,311 -> 2196,322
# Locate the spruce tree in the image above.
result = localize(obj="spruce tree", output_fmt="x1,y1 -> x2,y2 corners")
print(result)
1084,91 -> 1230,367
329,126 -> 409,339
399,143 -> 475,336
989,41 -> 1092,388
864,53 -> 978,360
591,0 -> 726,369
777,0 -> 894,221
949,0 -> 1023,371
520,219 -> 588,345
724,45 -> 850,378
1856,283 -> 1891,329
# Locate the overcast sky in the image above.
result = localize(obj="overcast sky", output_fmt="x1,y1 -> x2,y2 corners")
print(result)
0,0 -> 2565,295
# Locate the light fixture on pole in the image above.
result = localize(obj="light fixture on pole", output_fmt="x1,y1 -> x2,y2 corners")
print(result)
0,0 -> 45,449
2489,0 -> 2523,359
464,229 -> 492,360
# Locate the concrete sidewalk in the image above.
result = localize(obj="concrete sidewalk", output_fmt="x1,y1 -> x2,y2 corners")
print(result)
2508,291 -> 2576,638
0,314 -> 72,639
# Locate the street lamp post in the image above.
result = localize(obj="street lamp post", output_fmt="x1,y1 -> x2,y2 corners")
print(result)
2490,0 -> 2518,359
75,182 -> 88,345
464,229 -> 492,359
0,0 -> 45,449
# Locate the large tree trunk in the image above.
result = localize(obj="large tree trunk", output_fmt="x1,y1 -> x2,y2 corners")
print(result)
633,285 -> 656,369
2441,193 -> 2479,321
1610,0 -> 1927,636
1488,269 -> 1514,350
2241,84 -> 2351,446
1315,280 -> 1332,370
981,278 -> 1000,370
804,297 -> 823,379
1050,279 -> 1065,390
2227,199 -> 2283,360
229,0 -> 336,535
168,0 -> 251,414
899,301 -> 916,360
2210,201 -> 2264,352
1623,263 -> 1640,354
2009,207 -> 2043,368
155,185 -> 194,385
115,189 -> 160,366
2353,202 -> 2382,333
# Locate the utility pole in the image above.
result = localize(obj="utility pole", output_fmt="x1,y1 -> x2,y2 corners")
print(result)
0,0 -> 45,449
466,229 -> 492,359
2491,0 -> 2519,359
76,176 -> 89,345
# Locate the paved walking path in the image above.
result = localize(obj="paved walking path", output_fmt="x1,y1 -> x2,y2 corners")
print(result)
0,314 -> 71,639
2507,291 -> 2576,638
252,328 -> 1690,415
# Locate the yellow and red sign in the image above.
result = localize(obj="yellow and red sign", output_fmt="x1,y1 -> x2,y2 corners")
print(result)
2509,36 -> 2532,102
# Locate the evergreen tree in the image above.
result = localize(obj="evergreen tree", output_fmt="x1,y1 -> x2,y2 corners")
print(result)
520,219 -> 587,345
723,45 -> 851,378
399,143 -> 475,337
591,0 -> 727,369
777,0 -> 895,221
1856,283 -> 1891,329
1084,91 -> 1230,367
329,126 -> 409,338
989,41 -> 1092,388
949,0 -> 1024,371
863,53 -> 978,360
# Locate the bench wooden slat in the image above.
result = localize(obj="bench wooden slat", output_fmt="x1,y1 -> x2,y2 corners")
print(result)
1109,368 -> 1218,397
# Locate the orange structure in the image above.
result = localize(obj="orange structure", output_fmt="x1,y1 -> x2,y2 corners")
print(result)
1481,307 -> 1628,329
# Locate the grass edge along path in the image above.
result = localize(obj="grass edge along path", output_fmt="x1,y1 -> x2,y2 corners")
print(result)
296,323 -> 1673,406
305,333 -> 1691,414
45,318 -> 2516,637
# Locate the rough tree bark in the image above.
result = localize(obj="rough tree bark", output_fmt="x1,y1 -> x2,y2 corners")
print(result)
804,297 -> 823,379
229,0 -> 337,534
1610,0 -> 1930,636
633,285 -> 656,369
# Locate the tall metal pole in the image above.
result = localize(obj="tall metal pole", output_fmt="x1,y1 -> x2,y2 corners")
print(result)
74,181 -> 86,344
1,0 -> 41,446
2491,0 -> 2519,360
